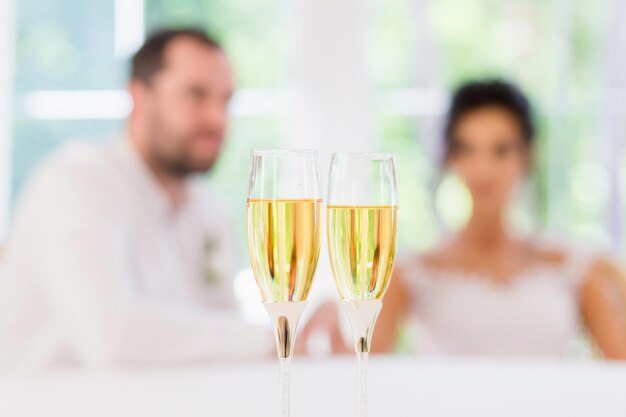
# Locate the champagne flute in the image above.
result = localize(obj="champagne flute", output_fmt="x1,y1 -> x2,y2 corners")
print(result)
247,149 -> 322,417
327,153 -> 398,417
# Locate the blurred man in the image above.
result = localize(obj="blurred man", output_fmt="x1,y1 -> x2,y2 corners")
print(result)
0,29 -> 271,369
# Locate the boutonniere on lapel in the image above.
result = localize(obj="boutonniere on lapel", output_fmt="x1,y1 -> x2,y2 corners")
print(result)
203,237 -> 223,286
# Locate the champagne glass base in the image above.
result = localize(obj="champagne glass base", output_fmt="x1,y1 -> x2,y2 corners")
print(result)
263,301 -> 307,358
339,299 -> 383,353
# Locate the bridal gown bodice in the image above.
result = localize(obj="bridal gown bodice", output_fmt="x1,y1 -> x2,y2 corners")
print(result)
401,241 -> 594,357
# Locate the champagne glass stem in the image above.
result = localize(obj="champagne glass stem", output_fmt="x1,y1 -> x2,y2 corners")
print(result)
279,356 -> 291,417
357,351 -> 369,417
264,302 -> 306,417
340,300 -> 382,417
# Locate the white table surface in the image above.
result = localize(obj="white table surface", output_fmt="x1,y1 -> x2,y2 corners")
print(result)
1,356 -> 625,417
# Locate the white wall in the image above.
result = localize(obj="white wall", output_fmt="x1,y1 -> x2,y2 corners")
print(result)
289,0 -> 373,161
0,0 -> 15,240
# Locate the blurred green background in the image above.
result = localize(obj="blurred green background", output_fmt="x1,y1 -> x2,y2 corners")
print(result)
10,0 -> 626,259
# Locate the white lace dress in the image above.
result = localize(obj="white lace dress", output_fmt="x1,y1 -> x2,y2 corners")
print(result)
401,243 -> 595,357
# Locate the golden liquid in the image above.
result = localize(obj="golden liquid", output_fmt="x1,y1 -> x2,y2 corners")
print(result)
327,206 -> 398,301
247,199 -> 322,302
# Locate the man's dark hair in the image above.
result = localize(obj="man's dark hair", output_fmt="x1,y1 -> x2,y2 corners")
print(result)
131,28 -> 222,84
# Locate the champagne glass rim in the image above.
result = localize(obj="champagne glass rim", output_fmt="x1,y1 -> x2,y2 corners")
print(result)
331,152 -> 394,160
251,148 -> 319,156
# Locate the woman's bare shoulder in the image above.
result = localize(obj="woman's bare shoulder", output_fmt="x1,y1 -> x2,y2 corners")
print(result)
582,255 -> 624,284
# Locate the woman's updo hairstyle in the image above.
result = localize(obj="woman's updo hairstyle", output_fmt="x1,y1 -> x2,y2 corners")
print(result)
444,79 -> 535,161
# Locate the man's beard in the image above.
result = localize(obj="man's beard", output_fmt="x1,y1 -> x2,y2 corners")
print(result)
155,150 -> 203,179
146,128 -> 221,179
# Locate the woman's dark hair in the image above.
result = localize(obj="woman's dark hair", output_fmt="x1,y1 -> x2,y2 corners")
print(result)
444,80 -> 535,160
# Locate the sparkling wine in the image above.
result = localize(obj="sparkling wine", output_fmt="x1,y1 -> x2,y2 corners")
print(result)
247,199 -> 322,302
327,205 -> 398,301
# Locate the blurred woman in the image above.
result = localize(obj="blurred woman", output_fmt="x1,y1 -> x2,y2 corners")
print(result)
304,80 -> 626,359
